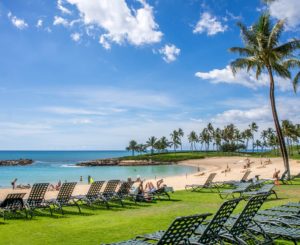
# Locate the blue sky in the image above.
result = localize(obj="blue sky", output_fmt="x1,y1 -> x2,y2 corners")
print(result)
0,0 -> 299,150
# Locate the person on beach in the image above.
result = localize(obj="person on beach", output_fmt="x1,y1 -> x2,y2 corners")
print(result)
273,169 -> 281,186
11,178 -> 17,189
88,175 -> 94,184
49,180 -> 61,191
80,176 -> 83,182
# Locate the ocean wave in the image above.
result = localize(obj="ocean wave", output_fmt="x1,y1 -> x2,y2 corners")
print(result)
60,164 -> 81,168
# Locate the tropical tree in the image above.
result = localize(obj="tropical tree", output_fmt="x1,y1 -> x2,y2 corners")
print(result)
126,140 -> 139,156
177,128 -> 184,151
249,122 -> 258,152
170,130 -> 180,152
188,131 -> 198,151
229,14 -> 300,179
146,136 -> 157,155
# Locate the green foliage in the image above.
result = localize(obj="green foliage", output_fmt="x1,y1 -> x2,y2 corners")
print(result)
0,179 -> 300,244
220,142 -> 246,152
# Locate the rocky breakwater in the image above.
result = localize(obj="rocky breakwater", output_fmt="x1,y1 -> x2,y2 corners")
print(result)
0,159 -> 34,166
77,158 -> 175,166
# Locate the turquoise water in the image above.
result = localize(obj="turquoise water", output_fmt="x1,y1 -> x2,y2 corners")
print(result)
0,151 -> 196,187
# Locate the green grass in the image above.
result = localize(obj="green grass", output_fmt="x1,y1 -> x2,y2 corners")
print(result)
1,179 -> 300,244
120,148 -> 300,163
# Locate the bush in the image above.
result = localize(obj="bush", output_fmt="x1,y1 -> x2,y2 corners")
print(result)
220,143 -> 246,152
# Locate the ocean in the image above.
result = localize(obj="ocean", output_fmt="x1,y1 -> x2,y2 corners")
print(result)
0,151 -> 197,188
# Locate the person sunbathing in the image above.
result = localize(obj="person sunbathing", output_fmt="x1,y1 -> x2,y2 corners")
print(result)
49,180 -> 62,191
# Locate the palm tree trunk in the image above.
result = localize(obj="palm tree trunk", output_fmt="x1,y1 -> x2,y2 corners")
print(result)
268,67 -> 291,179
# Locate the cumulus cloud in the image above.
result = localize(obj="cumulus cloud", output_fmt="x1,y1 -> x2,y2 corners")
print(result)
268,0 -> 300,29
213,96 -> 300,125
71,32 -> 81,42
53,16 -> 69,27
36,19 -> 43,28
7,12 -> 28,30
193,12 -> 227,36
195,65 -> 292,91
65,0 -> 163,49
159,44 -> 180,63
57,0 -> 72,15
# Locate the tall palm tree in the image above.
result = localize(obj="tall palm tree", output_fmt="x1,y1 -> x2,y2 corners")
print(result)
230,14 -> 300,179
249,122 -> 258,152
188,131 -> 198,151
170,130 -> 180,152
146,136 -> 157,155
126,140 -> 138,156
177,128 -> 184,151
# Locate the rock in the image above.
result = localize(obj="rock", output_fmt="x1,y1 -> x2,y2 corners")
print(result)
0,159 -> 33,166
76,158 -> 175,166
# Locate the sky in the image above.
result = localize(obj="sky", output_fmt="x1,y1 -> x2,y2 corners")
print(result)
0,0 -> 299,150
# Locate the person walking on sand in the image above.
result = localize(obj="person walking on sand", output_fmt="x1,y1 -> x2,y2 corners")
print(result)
11,178 -> 17,189
273,169 -> 281,186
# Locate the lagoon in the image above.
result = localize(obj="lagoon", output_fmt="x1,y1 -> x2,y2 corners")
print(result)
0,151 -> 197,187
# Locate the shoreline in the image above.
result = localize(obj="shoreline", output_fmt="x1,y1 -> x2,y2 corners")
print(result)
0,156 -> 299,200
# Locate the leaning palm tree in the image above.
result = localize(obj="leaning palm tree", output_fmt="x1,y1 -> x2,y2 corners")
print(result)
230,14 -> 300,179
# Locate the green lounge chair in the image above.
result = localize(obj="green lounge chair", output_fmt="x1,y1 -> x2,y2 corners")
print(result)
185,173 -> 217,192
242,184 -> 278,199
219,182 -> 252,199
99,180 -> 123,208
220,194 -> 273,244
25,183 -> 52,218
220,170 -> 252,187
189,198 -> 242,244
75,181 -> 105,206
105,213 -> 211,245
48,182 -> 80,214
0,193 -> 26,220
254,214 -> 300,228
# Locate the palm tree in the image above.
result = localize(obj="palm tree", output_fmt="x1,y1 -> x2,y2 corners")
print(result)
188,131 -> 198,151
146,136 -> 157,155
249,122 -> 258,152
126,140 -> 138,156
170,130 -> 180,152
177,128 -> 184,151
229,14 -> 300,179
207,123 -> 215,150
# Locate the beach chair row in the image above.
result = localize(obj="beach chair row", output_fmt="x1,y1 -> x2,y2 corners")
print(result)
0,179 -> 172,219
185,171 -> 278,199
104,194 -> 300,244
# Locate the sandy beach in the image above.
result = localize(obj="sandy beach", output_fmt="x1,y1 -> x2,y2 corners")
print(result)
1,156 -> 299,201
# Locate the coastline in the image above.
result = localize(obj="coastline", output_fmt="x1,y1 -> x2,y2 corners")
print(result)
0,156 -> 299,201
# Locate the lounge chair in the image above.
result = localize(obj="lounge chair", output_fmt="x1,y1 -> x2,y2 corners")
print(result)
189,198 -> 242,244
0,193 -> 26,220
24,183 -> 52,218
220,194 -> 273,244
48,182 -> 80,214
218,182 -> 252,199
220,170 -> 252,187
75,181 -> 105,206
185,173 -> 217,192
242,184 -> 278,199
116,181 -> 134,200
99,180 -> 123,208
104,213 -> 212,245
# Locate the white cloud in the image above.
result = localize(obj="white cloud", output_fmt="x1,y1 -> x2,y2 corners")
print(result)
159,44 -> 180,63
213,96 -> 300,125
36,19 -> 43,28
7,12 -> 28,30
268,0 -> 300,29
53,16 -> 69,27
71,32 -> 81,42
193,12 -> 227,36
195,65 -> 292,91
57,0 -> 72,15
66,0 -> 163,48
42,107 -> 108,116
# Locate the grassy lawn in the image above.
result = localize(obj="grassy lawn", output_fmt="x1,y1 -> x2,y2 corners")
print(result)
1,180 -> 300,244
120,148 -> 300,163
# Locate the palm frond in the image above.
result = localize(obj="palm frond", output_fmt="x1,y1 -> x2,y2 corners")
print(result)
293,71 -> 300,93
272,63 -> 291,79
237,22 -> 257,46
228,47 -> 254,56
230,58 -> 257,75
282,58 -> 300,69
268,19 -> 285,48
273,39 -> 300,57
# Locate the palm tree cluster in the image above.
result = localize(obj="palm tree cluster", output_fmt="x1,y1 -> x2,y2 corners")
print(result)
126,121 -> 300,156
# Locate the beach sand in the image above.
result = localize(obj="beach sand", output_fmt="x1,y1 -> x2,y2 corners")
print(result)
0,156 -> 299,200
